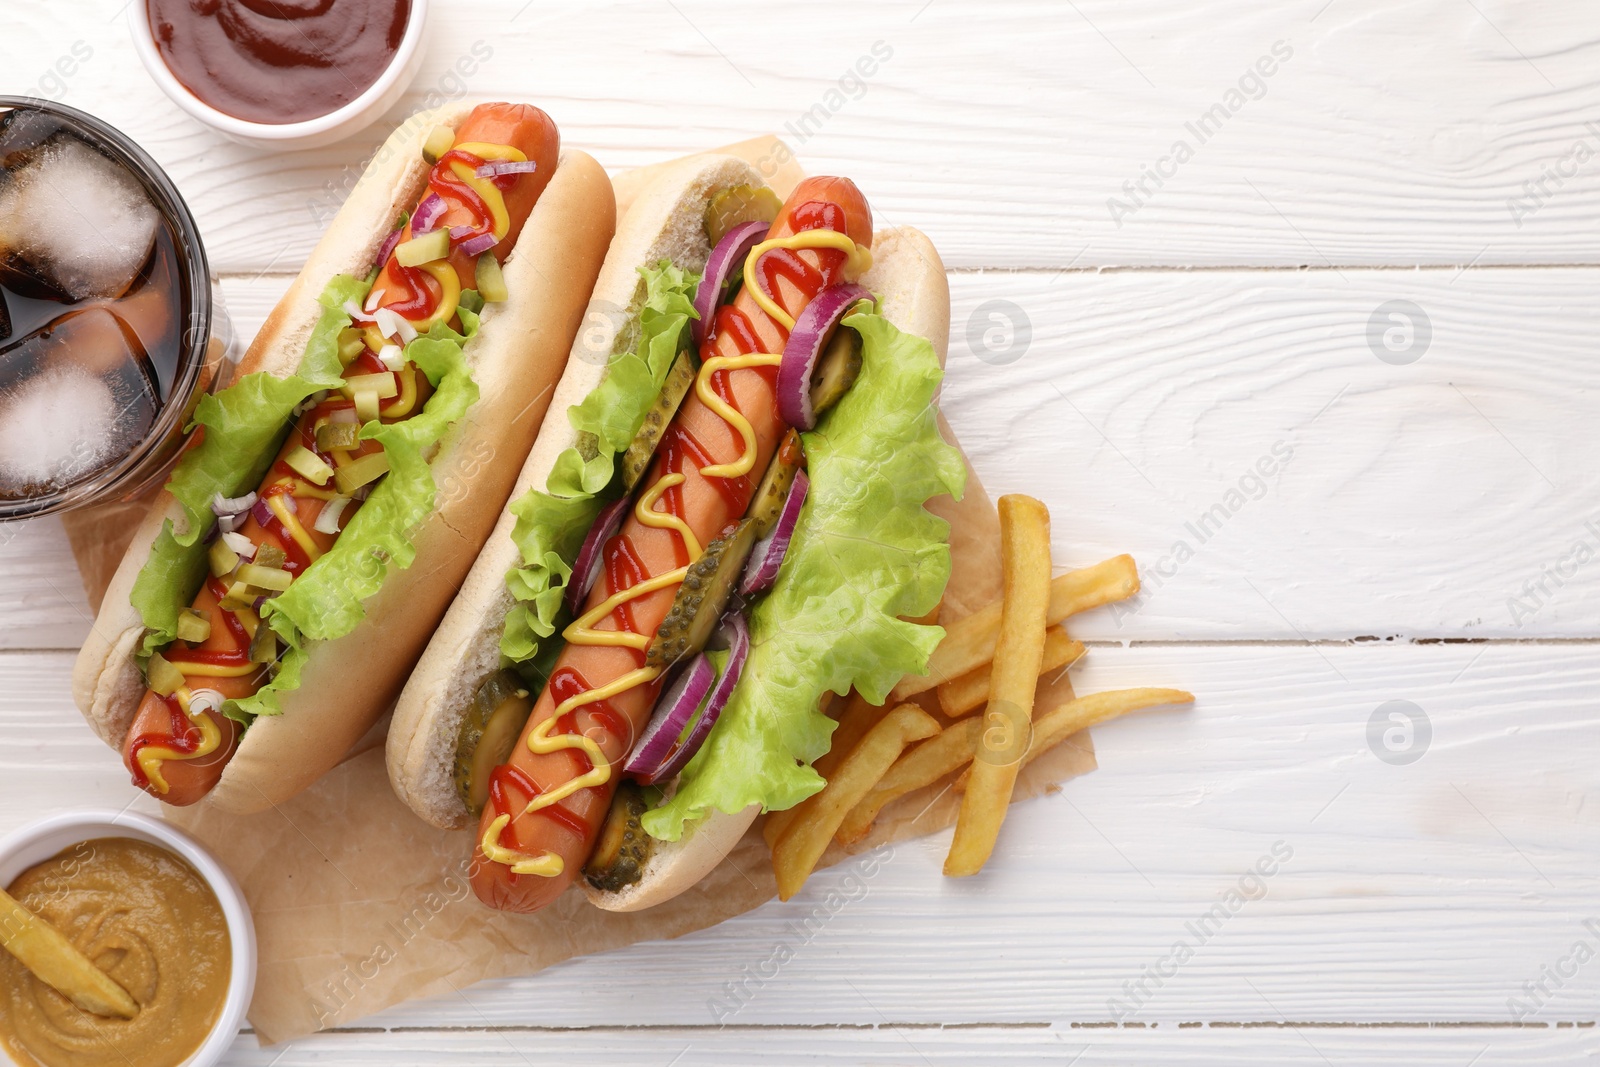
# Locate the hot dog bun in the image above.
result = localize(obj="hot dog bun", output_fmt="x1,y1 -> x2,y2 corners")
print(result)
71,102 -> 615,815
580,225 -> 950,913
386,153 -> 766,830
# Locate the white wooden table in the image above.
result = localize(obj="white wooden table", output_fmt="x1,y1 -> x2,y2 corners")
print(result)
5,1 -> 1600,1062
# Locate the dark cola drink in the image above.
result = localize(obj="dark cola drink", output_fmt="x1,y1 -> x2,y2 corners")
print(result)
0,100 -> 221,519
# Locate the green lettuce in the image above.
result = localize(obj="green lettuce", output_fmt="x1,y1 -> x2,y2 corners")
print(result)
643,309 -> 967,841
129,274 -> 367,656
129,275 -> 483,724
498,261 -> 699,664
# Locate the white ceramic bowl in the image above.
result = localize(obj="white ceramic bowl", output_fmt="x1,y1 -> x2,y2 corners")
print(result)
0,810 -> 256,1067
127,0 -> 429,151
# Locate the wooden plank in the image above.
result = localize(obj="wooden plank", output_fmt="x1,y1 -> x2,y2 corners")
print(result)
6,1 -> 1600,271
209,1026 -> 1598,1065
1,644 -> 1595,1030
7,266 -> 1599,649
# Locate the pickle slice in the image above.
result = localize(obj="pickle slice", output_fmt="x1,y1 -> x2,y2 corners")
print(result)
746,428 -> 804,540
584,779 -> 653,893
619,352 -> 698,492
810,321 -> 863,420
454,670 -> 535,818
647,519 -> 757,670
704,184 -> 783,245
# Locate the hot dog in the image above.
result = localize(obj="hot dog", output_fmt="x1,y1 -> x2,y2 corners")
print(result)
387,156 -> 963,915
73,102 -> 615,814
472,178 -> 872,912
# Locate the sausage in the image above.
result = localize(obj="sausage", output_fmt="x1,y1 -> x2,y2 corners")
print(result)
471,176 -> 874,912
121,104 -> 561,806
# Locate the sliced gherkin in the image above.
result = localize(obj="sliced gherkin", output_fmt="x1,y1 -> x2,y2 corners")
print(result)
620,351 -> 698,492
810,322 -> 863,420
585,779 -> 652,892
704,184 -> 783,246
647,519 -> 757,670
454,670 -> 534,818
746,428 -> 805,540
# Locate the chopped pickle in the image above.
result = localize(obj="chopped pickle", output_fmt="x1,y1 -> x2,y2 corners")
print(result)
218,584 -> 254,612
810,320 -> 864,420
343,372 -> 399,399
704,184 -> 783,245
208,539 -> 240,578
620,351 -> 698,492
236,563 -> 292,592
647,519 -> 757,669
254,542 -> 287,570
176,609 -> 212,644
453,670 -> 535,818
396,229 -> 450,267
147,653 -> 185,697
746,428 -> 804,540
475,251 -> 509,303
316,422 -> 362,452
585,780 -> 653,892
422,125 -> 455,163
336,327 -> 366,367
247,621 -> 278,665
335,451 -> 391,495
285,445 -> 334,486
353,389 -> 381,424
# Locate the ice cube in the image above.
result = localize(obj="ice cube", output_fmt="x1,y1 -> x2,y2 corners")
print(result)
0,137 -> 161,302
0,308 -> 157,496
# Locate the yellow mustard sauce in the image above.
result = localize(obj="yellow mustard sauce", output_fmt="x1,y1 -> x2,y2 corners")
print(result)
0,838 -> 230,1067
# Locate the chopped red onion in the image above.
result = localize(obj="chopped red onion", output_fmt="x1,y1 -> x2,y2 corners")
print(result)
211,490 -> 257,518
475,159 -> 539,180
221,531 -> 256,560
564,496 -> 632,616
411,193 -> 446,235
457,231 -> 499,258
692,220 -> 769,349
373,226 -> 403,271
740,470 -> 808,596
777,284 -> 872,430
249,499 -> 274,527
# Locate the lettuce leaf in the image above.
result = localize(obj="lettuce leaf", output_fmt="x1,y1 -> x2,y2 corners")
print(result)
498,261 -> 699,664
643,309 -> 967,841
128,274 -> 483,724
129,274 -> 368,656
246,318 -> 480,719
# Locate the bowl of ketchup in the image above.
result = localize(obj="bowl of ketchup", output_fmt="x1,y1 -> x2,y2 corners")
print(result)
128,0 -> 429,151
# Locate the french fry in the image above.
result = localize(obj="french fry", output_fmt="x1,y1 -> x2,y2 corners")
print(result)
945,495 -> 1052,878
0,887 -> 139,1019
892,555 -> 1138,701
762,692 -> 891,850
771,704 -> 940,900
836,716 -> 984,844
954,687 -> 1195,790
936,626 -> 1085,718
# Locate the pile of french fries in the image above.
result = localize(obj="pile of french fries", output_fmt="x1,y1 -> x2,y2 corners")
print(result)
766,495 -> 1194,899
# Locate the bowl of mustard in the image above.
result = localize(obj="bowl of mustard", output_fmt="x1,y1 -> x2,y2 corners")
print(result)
0,811 -> 255,1067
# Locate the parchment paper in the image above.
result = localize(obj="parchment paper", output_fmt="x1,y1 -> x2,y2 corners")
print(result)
63,138 -> 1098,1045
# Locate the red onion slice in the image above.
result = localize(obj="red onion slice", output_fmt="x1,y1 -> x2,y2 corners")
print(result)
692,220 -> 769,349
457,231 -> 499,258
411,193 -> 446,236
624,654 -> 716,783
475,159 -> 539,180
777,284 -> 872,431
564,495 -> 632,616
249,498 -> 273,527
740,469 -> 808,596
372,226 -> 404,272
625,613 -> 750,785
